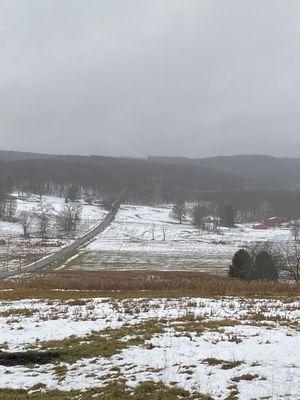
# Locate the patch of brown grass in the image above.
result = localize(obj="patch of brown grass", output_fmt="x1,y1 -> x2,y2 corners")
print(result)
173,318 -> 240,336
0,271 -> 299,301
231,373 -> 260,382
0,381 -> 213,400
0,308 -> 36,318
225,384 -> 239,400
67,299 -> 87,306
0,320 -> 164,366
203,358 -> 243,369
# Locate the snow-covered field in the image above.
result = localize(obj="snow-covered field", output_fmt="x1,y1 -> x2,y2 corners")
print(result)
67,205 -> 291,273
1,201 -> 293,274
11,194 -> 107,236
0,195 -> 106,273
0,296 -> 298,399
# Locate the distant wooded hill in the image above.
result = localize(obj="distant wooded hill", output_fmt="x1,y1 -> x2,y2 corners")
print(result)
148,155 -> 300,189
2,150 -> 300,218
1,150 -> 300,195
0,150 -> 244,195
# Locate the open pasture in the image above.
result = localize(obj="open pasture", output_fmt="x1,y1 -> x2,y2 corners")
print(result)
63,205 -> 291,274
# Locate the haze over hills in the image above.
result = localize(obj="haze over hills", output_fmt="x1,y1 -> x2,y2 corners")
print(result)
0,149 -> 116,164
0,149 -> 244,194
149,155 -> 300,189
2,149 -> 300,190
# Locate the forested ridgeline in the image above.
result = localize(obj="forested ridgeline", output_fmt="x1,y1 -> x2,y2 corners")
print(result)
149,154 -> 300,189
1,151 -> 300,221
0,155 -> 243,197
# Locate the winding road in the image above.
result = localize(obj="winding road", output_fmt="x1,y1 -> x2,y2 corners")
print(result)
0,202 -> 120,279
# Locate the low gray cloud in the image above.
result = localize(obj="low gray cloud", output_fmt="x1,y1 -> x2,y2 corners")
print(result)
1,0 -> 300,157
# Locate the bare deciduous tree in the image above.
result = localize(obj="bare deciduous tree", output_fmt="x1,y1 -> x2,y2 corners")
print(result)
6,198 -> 17,222
278,243 -> 300,282
290,220 -> 300,242
0,196 -> 17,222
171,199 -> 187,224
247,241 -> 300,282
162,226 -> 167,241
101,195 -> 117,211
66,184 -> 80,202
192,203 -> 208,229
56,202 -> 82,236
218,204 -> 235,227
18,210 -> 33,238
151,224 -> 155,240
35,201 -> 54,238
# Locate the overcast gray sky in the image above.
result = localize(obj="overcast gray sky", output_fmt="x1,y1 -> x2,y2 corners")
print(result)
1,0 -> 300,158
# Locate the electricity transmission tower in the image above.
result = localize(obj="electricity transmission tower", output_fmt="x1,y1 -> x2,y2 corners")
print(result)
151,177 -> 162,206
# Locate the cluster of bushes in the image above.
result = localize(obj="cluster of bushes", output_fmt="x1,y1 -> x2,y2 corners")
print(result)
229,242 -> 300,282
229,248 -> 278,281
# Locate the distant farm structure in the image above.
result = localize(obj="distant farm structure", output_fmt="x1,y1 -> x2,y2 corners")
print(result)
264,217 -> 282,227
253,217 -> 282,230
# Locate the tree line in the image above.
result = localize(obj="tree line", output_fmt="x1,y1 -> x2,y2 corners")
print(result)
171,199 -> 235,229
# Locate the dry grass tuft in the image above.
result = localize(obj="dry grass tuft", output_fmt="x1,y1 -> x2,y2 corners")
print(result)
231,373 -> 260,382
203,358 -> 243,370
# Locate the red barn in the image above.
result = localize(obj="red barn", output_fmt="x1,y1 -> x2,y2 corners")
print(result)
264,217 -> 282,227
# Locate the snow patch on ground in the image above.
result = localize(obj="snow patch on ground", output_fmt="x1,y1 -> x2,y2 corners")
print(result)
0,296 -> 299,399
